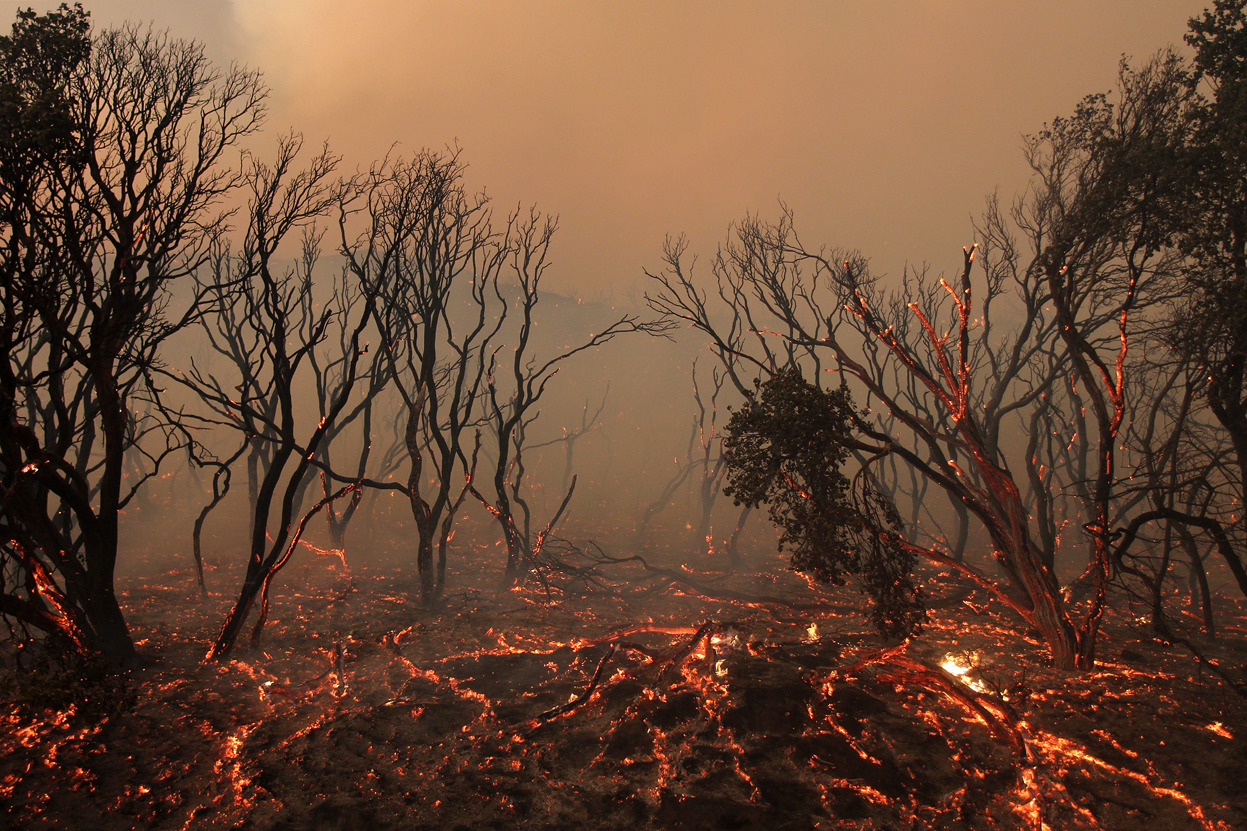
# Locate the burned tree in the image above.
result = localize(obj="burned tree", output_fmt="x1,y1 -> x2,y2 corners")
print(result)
1181,2 -> 1247,493
527,391 -> 609,499
468,211 -> 665,585
646,49 -> 1213,671
305,260 -> 394,554
688,359 -> 752,564
168,135 -> 378,660
637,237 -> 792,559
1113,353 -> 1227,634
648,215 -> 1087,668
1150,2 -> 1247,594
0,7 -> 266,665
338,149 -> 507,605
1027,53 -> 1194,665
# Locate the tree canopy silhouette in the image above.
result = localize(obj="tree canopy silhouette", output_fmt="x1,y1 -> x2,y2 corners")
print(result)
0,4 -> 267,665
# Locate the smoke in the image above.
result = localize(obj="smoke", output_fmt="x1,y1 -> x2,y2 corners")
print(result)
153,0 -> 1207,294
24,0 -> 1216,586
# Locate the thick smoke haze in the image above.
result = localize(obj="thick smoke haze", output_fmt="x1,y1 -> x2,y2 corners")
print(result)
20,0 -> 1210,576
40,1 -> 1208,294
6,1 -> 1226,591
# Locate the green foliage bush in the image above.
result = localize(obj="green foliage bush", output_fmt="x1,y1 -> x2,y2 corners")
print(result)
723,368 -> 926,639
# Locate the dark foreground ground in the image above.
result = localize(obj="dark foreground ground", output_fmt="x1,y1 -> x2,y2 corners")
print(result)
3,543 -> 1246,830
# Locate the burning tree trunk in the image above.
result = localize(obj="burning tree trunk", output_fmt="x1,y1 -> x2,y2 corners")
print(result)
646,54 -> 1202,671
824,250 -> 1078,662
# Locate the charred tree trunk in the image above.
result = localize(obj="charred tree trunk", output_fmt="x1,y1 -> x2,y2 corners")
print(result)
191,446 -> 247,596
726,503 -> 752,569
84,362 -> 137,667
208,438 -> 296,661
405,396 -> 439,605
1175,524 -> 1215,636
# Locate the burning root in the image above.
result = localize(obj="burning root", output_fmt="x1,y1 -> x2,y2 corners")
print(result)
530,642 -> 620,725
260,641 -> 349,702
525,622 -> 728,729
843,643 -> 1031,757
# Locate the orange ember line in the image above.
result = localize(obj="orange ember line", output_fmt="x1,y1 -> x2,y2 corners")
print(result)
1027,730 -> 1226,831
212,723 -> 261,822
571,625 -> 702,650
297,538 -> 349,570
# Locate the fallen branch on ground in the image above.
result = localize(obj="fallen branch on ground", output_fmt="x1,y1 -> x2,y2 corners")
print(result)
843,644 -> 1032,759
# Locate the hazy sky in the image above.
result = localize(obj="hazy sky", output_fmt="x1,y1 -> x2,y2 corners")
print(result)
16,1 -> 1212,295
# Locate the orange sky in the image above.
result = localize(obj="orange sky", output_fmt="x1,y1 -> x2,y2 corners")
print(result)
31,1 -> 1212,296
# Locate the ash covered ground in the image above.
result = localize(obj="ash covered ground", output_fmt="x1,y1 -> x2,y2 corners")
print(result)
3,530 -> 1246,831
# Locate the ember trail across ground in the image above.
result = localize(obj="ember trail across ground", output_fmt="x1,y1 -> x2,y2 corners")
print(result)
2,552 -> 1245,830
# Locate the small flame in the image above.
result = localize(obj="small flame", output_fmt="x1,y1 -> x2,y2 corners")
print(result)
940,652 -> 989,695
1206,722 -> 1232,739
939,654 -> 971,676
710,628 -> 743,653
